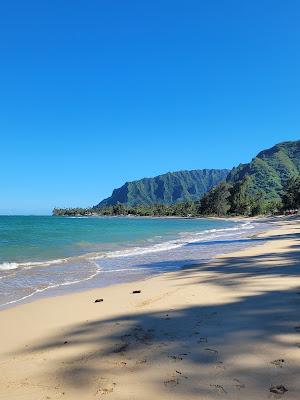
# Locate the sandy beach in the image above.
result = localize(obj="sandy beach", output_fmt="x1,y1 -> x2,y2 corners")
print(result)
0,216 -> 299,399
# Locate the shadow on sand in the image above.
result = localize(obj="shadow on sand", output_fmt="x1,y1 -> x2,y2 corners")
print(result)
17,226 -> 300,398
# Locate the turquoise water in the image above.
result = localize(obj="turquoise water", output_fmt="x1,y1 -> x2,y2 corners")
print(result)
0,216 -> 266,307
0,216 -> 240,264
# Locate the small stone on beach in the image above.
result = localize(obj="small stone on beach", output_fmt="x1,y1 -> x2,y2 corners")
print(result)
271,359 -> 284,367
94,298 -> 103,303
270,385 -> 288,395
132,290 -> 141,294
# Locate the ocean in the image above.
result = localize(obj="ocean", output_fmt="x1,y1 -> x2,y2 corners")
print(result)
0,216 -> 269,307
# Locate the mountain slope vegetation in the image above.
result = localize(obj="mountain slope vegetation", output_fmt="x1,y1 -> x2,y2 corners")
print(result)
53,140 -> 300,217
95,169 -> 229,207
226,140 -> 300,200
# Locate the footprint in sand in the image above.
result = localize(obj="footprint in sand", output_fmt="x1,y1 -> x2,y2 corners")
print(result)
164,377 -> 179,387
205,348 -> 219,356
269,384 -> 288,395
197,337 -> 208,343
136,358 -> 147,365
117,361 -> 127,367
114,343 -> 129,353
164,371 -> 188,388
215,361 -> 226,371
121,334 -> 132,340
95,379 -> 116,397
168,355 -> 183,361
233,378 -> 245,390
210,384 -> 227,394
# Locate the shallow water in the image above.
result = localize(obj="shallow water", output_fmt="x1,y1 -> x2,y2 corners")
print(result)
0,216 -> 269,307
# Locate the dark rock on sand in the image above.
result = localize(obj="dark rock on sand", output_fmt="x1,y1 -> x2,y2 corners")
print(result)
271,359 -> 285,367
270,385 -> 288,395
94,298 -> 103,303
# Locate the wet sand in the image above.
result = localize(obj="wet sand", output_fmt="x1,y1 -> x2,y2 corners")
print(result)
0,216 -> 299,399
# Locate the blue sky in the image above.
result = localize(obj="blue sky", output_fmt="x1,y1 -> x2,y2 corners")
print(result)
1,1 -> 299,214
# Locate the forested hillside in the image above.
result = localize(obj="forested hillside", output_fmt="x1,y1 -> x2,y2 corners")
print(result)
53,140 -> 300,217
95,169 -> 229,207
226,140 -> 300,200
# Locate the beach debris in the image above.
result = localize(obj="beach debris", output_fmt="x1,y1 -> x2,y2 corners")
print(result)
94,298 -> 103,303
63,341 -> 68,344
270,385 -> 288,395
132,290 -> 141,294
175,370 -> 182,375
271,359 -> 285,368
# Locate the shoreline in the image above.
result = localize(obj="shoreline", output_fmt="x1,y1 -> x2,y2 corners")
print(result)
52,213 -> 269,220
0,217 -> 270,310
1,216 -> 299,399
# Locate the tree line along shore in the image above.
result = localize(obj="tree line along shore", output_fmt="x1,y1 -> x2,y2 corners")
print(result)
53,175 -> 300,218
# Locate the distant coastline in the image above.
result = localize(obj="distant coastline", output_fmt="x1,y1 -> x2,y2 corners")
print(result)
53,140 -> 300,219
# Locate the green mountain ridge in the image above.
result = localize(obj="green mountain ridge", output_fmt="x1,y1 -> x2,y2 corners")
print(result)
95,169 -> 230,207
226,140 -> 300,200
53,139 -> 300,217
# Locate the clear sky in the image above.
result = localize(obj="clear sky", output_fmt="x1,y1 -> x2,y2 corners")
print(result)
1,1 -> 299,214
